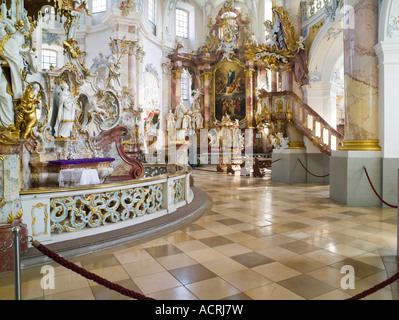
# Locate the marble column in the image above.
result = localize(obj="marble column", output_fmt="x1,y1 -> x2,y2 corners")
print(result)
202,72 -> 212,129
340,0 -> 380,151
171,68 -> 182,113
246,68 -> 255,128
128,51 -> 137,95
270,67 -> 278,92
330,0 -> 381,206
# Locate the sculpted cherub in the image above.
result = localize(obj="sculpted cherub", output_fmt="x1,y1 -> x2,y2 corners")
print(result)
15,85 -> 41,139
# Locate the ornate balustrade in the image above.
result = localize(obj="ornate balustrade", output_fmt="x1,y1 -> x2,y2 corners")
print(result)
20,165 -> 193,245
301,0 -> 342,25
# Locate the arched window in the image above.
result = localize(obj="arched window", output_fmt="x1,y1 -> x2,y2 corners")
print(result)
181,70 -> 190,101
176,8 -> 189,39
148,0 -> 156,35
42,49 -> 57,70
92,0 -> 106,14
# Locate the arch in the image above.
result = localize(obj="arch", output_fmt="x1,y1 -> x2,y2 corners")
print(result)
303,18 -> 344,129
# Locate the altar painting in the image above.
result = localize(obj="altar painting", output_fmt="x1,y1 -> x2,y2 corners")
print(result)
214,61 -> 246,123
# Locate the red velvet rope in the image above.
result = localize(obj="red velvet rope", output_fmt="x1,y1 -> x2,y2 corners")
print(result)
363,167 -> 398,209
298,159 -> 330,178
346,271 -> 399,300
32,241 -> 155,300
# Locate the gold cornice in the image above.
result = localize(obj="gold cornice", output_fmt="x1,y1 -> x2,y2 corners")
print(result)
339,140 -> 381,151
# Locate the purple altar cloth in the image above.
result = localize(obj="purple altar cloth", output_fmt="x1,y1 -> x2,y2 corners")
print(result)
49,158 -> 115,166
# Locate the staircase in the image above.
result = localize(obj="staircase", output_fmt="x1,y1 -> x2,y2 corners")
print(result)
267,91 -> 344,157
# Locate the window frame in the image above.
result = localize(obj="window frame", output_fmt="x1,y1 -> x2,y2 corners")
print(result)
92,0 -> 107,14
148,0 -> 157,35
41,49 -> 57,70
181,70 -> 190,101
176,8 -> 189,39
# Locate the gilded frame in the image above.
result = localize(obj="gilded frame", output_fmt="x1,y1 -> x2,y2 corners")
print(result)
213,60 -> 247,123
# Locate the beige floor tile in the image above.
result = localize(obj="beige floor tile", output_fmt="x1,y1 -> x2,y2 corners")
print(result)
303,249 -> 346,265
113,248 -> 153,264
43,272 -> 90,296
245,283 -> 305,300
132,271 -> 182,294
257,246 -> 299,261
44,286 -> 95,300
87,265 -> 130,286
172,239 -> 210,252
238,238 -> 274,251
311,289 -> 352,300
213,243 -> 252,257
186,248 -> 227,263
280,255 -> 327,273
307,266 -> 348,288
202,258 -> 247,276
148,286 -> 198,300
221,269 -> 273,292
185,277 -> 240,300
156,253 -> 198,270
325,244 -> 367,258
252,262 -> 301,282
123,258 -> 166,278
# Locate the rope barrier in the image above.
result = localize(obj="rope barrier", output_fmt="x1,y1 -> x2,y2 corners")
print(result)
363,166 -> 398,209
29,232 -> 399,300
346,271 -> 399,300
31,240 -> 155,300
297,159 -> 330,178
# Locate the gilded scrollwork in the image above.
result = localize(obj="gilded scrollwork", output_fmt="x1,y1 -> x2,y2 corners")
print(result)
50,184 -> 163,234
173,179 -> 184,204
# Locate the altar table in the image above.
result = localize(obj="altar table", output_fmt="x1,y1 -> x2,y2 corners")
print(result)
58,168 -> 101,187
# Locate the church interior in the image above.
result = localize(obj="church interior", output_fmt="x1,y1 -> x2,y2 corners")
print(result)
0,0 -> 398,300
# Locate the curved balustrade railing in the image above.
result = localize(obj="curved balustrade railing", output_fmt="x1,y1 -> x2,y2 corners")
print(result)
301,0 -> 342,23
20,165 -> 193,245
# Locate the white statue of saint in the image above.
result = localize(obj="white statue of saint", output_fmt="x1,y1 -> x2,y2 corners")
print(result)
107,52 -> 122,92
174,98 -> 190,129
192,110 -> 203,131
166,109 -> 176,133
182,114 -> 192,130
54,82 -> 80,138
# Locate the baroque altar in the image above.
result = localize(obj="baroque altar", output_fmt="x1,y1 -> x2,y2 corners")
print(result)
0,0 -> 195,266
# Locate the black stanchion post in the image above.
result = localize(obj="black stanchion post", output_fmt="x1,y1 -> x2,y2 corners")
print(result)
12,227 -> 21,300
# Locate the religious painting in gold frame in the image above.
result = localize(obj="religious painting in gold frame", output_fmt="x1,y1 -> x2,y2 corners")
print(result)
213,60 -> 246,123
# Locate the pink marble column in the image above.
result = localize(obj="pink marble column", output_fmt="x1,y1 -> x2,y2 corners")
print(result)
270,67 -> 278,92
171,69 -> 182,113
341,0 -> 380,151
202,72 -> 211,129
246,68 -> 255,128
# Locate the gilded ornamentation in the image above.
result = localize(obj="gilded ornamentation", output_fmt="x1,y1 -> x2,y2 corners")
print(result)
31,203 -> 48,236
50,184 -> 163,233
7,207 -> 23,224
15,85 -> 41,139
173,179 -> 184,204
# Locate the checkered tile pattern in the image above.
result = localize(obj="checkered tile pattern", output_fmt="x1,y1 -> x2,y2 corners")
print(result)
0,168 -> 398,300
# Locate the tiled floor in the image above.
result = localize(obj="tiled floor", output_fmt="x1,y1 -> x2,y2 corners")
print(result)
0,167 -> 398,300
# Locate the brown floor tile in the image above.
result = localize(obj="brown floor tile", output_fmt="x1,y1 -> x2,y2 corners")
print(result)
199,236 -> 234,247
168,264 -> 217,285
231,252 -> 274,268
145,244 -> 183,258
278,274 -> 335,299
